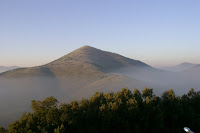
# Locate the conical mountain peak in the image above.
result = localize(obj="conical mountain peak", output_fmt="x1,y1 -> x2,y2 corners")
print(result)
69,45 -> 101,55
79,45 -> 95,49
1,46 -> 152,78
46,45 -> 151,74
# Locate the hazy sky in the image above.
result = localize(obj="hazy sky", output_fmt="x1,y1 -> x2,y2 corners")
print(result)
1,0 -> 200,67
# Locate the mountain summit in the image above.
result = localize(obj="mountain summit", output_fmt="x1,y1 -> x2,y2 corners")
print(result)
46,45 -> 151,75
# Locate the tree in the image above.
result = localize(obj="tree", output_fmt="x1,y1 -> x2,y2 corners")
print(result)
31,96 -> 58,113
54,124 -> 65,133
133,88 -> 143,104
7,88 -> 200,133
0,126 -> 8,133
162,88 -> 175,101
142,87 -> 153,99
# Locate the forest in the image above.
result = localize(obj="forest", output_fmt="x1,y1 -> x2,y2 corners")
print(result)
1,87 -> 200,133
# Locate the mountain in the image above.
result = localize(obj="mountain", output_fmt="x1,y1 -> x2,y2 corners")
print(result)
0,46 -> 156,127
0,45 -> 154,95
1,46 -> 151,78
187,64 -> 200,71
0,66 -> 19,73
1,46 -> 199,128
183,64 -> 200,76
161,62 -> 197,72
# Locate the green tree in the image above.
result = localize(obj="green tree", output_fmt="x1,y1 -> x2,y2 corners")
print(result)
54,124 -> 65,133
0,126 -> 8,133
31,96 -> 58,113
162,88 -> 175,101
142,87 -> 153,99
133,88 -> 143,104
7,88 -> 200,133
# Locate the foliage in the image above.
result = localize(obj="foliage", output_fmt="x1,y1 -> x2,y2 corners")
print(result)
0,126 -> 8,133
4,88 -> 200,133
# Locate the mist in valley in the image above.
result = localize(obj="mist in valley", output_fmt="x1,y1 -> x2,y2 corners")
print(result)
0,77 -> 64,127
0,46 -> 199,128
0,75 -> 125,127
112,66 -> 200,95
0,65 -> 199,127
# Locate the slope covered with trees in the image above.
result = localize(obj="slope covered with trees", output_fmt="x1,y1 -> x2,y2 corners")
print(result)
2,88 -> 200,133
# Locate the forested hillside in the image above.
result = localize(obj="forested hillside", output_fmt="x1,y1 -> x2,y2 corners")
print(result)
1,88 -> 200,133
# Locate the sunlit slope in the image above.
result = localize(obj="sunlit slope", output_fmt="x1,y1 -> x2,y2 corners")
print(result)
0,45 -> 153,81
45,45 -> 153,77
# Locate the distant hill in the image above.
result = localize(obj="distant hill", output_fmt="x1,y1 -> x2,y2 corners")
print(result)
183,64 -> 200,76
0,66 -> 19,73
161,62 -> 197,72
188,64 -> 200,71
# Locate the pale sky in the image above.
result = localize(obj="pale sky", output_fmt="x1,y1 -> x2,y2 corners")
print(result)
1,0 -> 200,67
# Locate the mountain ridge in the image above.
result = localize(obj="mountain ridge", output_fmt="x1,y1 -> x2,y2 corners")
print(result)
161,62 -> 198,72
0,45 -> 153,79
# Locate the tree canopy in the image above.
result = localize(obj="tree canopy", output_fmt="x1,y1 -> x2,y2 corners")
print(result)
3,88 -> 200,133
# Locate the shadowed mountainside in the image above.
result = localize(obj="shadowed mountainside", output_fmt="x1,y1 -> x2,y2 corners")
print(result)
185,64 -> 200,72
0,45 -> 155,96
0,45 -> 152,79
182,64 -> 200,77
